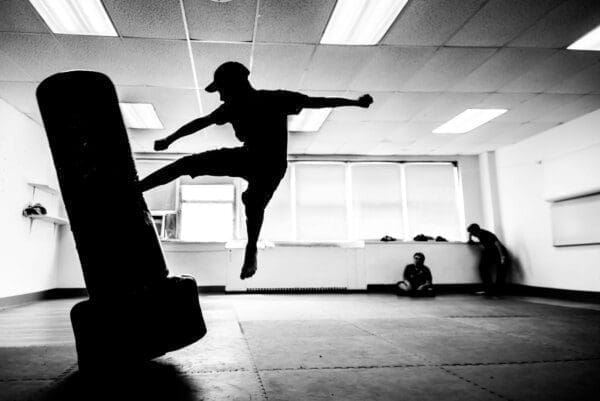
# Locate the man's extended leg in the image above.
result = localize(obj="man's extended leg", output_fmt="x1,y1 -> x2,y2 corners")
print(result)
139,148 -> 247,193
139,158 -> 189,192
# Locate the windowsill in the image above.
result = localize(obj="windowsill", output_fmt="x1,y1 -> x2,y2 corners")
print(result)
364,239 -> 472,245
160,239 -> 474,248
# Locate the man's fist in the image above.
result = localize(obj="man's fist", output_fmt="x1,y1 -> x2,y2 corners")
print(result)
358,94 -> 373,108
154,138 -> 170,151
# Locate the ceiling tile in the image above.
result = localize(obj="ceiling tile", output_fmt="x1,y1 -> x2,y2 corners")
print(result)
57,37 -> 195,88
349,46 -> 437,91
251,44 -> 315,90
383,0 -> 487,46
372,92 -> 440,122
305,140 -> 344,154
289,132 -> 320,154
547,62 -> 600,94
256,0 -> 337,44
103,0 -> 185,39
300,45 -> 372,91
367,141 -> 417,155
318,121 -> 402,143
116,86 -> 199,121
184,0 -> 256,42
407,132 -> 456,153
452,48 -> 555,92
447,0 -> 564,46
533,94 -> 600,123
510,0 -> 600,48
474,92 -> 535,110
0,49 -> 33,81
337,142 -> 380,155
410,92 -> 488,122
492,122 -> 560,145
402,47 -> 496,92
0,81 -> 41,122
500,50 -> 599,93
192,42 -> 252,89
496,93 -> 582,123
0,33 -> 73,81
434,122 -> 523,154
0,0 -> 49,33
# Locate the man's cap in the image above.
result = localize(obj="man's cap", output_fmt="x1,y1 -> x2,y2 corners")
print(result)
205,61 -> 250,93
413,252 -> 425,260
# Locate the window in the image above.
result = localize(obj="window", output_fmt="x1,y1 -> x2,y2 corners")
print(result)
260,169 -> 294,240
404,163 -> 462,240
295,163 -> 348,240
351,163 -> 404,240
179,184 -> 235,241
137,157 -> 466,243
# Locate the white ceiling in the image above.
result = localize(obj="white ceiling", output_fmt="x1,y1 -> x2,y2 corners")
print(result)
1,0 -> 600,155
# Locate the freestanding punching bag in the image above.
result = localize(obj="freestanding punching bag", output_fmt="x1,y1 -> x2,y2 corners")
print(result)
36,71 -> 206,371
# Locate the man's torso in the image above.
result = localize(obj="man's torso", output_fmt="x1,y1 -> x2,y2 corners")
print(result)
213,90 -> 307,164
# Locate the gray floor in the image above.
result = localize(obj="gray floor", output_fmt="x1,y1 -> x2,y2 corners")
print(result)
0,294 -> 599,400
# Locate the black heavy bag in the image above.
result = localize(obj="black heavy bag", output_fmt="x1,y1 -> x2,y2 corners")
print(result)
37,71 -> 206,369
37,70 -> 167,299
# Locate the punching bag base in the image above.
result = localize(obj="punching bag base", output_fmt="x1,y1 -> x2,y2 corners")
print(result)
71,276 -> 206,372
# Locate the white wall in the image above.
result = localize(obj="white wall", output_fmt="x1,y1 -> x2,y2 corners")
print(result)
58,240 -> 481,290
55,155 -> 485,289
495,109 -> 600,292
0,99 -> 61,297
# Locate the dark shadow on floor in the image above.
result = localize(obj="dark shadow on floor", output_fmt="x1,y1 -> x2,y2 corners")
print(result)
38,361 -> 199,401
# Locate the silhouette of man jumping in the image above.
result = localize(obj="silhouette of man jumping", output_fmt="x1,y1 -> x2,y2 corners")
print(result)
139,61 -> 373,279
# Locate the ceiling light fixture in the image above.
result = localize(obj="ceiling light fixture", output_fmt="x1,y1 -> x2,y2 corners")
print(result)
321,0 -> 408,45
289,109 -> 332,132
568,24 -> 600,51
433,109 -> 507,134
119,103 -> 164,130
29,0 -> 117,36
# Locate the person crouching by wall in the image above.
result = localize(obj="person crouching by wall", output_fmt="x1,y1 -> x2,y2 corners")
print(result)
397,252 -> 435,297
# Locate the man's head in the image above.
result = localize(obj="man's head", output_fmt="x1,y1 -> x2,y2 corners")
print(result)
413,252 -> 425,266
467,223 -> 481,236
205,61 -> 251,101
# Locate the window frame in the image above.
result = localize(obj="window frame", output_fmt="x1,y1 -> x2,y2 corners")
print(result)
138,154 -> 467,243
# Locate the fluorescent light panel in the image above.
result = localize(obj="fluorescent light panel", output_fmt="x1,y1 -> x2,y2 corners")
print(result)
321,0 -> 408,45
29,0 -> 117,36
568,24 -> 600,51
433,109 -> 507,134
289,109 -> 332,132
119,103 -> 164,130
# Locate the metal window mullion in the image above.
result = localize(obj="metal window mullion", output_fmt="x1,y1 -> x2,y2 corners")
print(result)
400,163 -> 410,240
453,163 -> 468,241
345,163 -> 354,240
290,163 -> 298,241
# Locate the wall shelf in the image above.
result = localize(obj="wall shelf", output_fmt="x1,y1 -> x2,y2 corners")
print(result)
27,182 -> 58,195
28,215 -> 69,226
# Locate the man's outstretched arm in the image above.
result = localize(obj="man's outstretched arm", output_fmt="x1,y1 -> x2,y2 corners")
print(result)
303,94 -> 373,109
154,113 -> 219,151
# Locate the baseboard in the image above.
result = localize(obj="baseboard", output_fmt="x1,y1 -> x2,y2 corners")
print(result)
506,284 -> 600,303
197,286 -> 226,294
0,290 -> 54,309
0,286 -> 225,308
3,284 -> 599,307
367,283 -> 481,294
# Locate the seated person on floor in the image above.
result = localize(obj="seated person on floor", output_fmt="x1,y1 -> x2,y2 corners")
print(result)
397,252 -> 435,297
